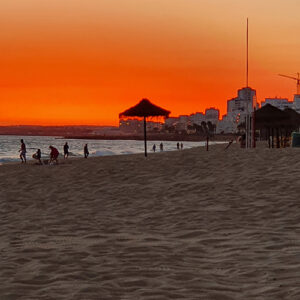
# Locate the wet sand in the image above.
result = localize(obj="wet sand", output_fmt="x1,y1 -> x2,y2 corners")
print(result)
1,143 -> 300,299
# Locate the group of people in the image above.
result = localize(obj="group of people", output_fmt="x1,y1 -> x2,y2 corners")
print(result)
152,142 -> 183,152
152,142 -> 164,152
19,139 -> 90,165
177,142 -> 184,150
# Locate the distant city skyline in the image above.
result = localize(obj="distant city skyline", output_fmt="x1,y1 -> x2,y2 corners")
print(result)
1,0 -> 300,126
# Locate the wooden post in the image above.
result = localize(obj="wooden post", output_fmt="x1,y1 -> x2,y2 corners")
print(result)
144,116 -> 147,157
252,108 -> 256,148
206,136 -> 209,151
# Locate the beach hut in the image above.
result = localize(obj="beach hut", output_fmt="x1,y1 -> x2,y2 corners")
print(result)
119,99 -> 170,157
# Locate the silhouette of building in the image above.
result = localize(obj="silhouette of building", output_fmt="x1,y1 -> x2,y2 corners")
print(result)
217,87 -> 256,134
119,119 -> 162,133
164,108 -> 219,133
261,97 -> 292,110
189,112 -> 205,125
293,95 -> 300,113
205,108 -> 220,123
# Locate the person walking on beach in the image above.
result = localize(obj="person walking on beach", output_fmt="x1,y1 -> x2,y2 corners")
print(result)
19,139 -> 27,163
160,142 -> 163,151
49,146 -> 59,164
177,142 -> 180,150
152,144 -> 156,152
84,144 -> 89,158
63,142 -> 69,159
181,143 -> 183,150
33,149 -> 42,165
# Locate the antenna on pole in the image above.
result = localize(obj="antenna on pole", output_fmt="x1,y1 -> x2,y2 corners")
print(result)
246,18 -> 249,87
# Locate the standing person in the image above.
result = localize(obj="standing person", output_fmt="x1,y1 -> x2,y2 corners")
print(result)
49,146 -> 59,164
181,142 -> 183,150
63,142 -> 69,159
33,149 -> 42,165
160,142 -> 163,151
177,142 -> 180,150
84,144 -> 89,158
152,144 -> 156,152
19,139 -> 26,163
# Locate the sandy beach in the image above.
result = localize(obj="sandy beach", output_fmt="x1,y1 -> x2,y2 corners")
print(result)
1,143 -> 300,299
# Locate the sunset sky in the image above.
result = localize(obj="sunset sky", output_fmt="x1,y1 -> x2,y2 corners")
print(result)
1,0 -> 300,125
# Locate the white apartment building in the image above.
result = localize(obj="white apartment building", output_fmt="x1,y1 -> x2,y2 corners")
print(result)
217,87 -> 257,134
293,95 -> 300,113
216,114 -> 238,134
189,112 -> 205,125
205,108 -> 219,123
261,98 -> 292,110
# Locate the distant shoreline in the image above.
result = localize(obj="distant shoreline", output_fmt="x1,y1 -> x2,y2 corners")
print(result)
62,134 -> 235,142
0,133 -> 235,142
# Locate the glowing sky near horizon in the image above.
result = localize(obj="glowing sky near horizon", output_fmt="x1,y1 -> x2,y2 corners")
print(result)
1,0 -> 300,125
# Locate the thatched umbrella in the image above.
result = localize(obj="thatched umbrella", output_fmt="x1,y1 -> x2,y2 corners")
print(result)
283,108 -> 300,129
119,99 -> 170,157
255,104 -> 289,148
255,104 -> 288,128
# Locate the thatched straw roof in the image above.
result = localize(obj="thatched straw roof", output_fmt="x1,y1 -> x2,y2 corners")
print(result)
283,108 -> 300,127
255,104 -> 289,129
119,99 -> 170,118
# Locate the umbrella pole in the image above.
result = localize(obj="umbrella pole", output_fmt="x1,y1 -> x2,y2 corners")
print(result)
144,116 -> 147,157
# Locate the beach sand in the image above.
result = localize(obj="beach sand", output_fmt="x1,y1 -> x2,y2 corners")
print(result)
1,143 -> 300,299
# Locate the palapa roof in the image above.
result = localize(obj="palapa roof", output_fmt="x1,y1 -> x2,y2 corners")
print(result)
119,99 -> 171,118
255,104 -> 289,128
283,107 -> 300,127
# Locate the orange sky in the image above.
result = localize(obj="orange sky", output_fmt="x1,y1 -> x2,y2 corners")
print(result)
1,0 -> 300,125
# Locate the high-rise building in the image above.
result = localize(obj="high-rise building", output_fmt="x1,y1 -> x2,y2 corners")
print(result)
227,87 -> 256,113
217,87 -> 257,134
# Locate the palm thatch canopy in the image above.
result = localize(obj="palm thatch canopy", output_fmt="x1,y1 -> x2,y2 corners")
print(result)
119,99 -> 171,157
119,99 -> 170,118
254,104 -> 288,129
283,107 -> 300,128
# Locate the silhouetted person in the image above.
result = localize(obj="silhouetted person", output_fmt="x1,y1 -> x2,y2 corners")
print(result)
84,144 -> 89,158
240,134 -> 246,148
19,139 -> 26,163
177,142 -> 180,150
181,143 -> 183,150
49,146 -> 59,164
160,142 -> 163,151
152,144 -> 156,152
63,142 -> 69,159
33,149 -> 42,165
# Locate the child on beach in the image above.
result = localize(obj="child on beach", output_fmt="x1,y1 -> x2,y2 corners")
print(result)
63,142 -> 69,159
19,139 -> 26,163
32,149 -> 42,165
49,146 -> 59,164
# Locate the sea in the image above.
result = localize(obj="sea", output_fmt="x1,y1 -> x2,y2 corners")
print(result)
0,135 -> 222,164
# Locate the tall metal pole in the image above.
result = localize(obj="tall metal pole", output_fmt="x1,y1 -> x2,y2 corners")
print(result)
144,116 -> 147,157
246,18 -> 249,88
245,18 -> 250,148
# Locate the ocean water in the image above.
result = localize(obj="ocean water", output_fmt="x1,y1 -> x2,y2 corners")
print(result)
0,135 -> 221,164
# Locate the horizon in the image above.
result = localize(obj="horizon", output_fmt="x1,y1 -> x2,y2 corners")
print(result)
1,0 -> 300,126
